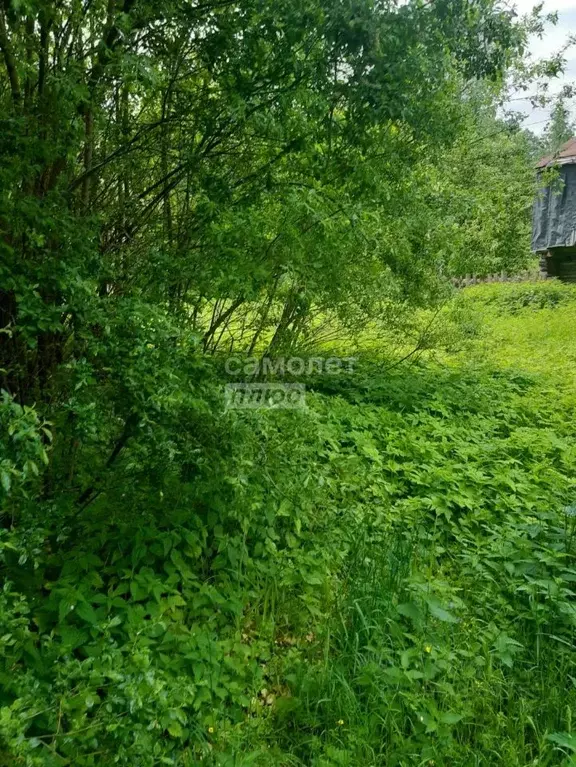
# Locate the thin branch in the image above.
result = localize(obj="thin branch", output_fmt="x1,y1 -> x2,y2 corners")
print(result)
0,5 -> 21,107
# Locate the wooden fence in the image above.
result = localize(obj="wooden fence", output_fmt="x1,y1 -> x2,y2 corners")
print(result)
451,270 -> 545,288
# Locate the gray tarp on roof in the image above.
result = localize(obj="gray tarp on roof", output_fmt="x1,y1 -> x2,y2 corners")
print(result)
532,164 -> 576,251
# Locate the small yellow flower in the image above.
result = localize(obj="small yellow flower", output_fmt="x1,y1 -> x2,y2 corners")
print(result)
208,726 -> 214,734
337,719 -> 344,726
424,645 -> 432,653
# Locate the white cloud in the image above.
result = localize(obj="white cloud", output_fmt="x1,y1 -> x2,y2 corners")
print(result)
506,0 -> 576,131
515,0 -> 576,10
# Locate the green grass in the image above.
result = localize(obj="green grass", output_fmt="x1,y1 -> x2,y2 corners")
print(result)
467,299 -> 576,398
217,282 -> 576,767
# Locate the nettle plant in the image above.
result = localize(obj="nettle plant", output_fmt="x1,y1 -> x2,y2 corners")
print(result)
0,392 -> 50,506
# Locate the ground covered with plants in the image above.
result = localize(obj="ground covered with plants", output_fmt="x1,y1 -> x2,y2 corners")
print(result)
2,282 -> 576,766
3,0 -> 576,764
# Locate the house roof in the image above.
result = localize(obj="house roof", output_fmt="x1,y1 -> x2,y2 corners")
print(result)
536,137 -> 576,168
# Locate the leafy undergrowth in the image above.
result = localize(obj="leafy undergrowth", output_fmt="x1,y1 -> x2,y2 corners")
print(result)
3,283 -> 576,766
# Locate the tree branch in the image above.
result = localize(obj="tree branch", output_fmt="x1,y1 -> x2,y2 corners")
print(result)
0,6 -> 21,108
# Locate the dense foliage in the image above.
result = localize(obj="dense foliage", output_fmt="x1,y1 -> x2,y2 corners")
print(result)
543,95 -> 576,155
1,0 -> 536,380
1,0 -> 574,765
3,283 -> 576,765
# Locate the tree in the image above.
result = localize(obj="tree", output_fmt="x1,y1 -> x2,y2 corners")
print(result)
0,0 -> 528,405
0,3 -> 549,762
424,86 -> 536,278
543,95 -> 576,154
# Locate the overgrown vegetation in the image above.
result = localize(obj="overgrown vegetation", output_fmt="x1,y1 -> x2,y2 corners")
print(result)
3,282 -> 576,766
2,0 -> 576,765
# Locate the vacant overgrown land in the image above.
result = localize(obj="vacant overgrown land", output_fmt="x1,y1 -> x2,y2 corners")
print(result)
2,281 -> 576,766
4,0 -> 576,762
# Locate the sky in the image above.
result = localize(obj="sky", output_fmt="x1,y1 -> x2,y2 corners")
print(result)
512,0 -> 576,132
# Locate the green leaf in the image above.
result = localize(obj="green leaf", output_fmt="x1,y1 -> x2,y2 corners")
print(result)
76,601 -> 98,625
167,722 -> 183,738
0,469 -> 11,494
397,602 -> 423,622
547,733 -> 576,752
439,711 -> 464,724
428,602 -> 459,624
